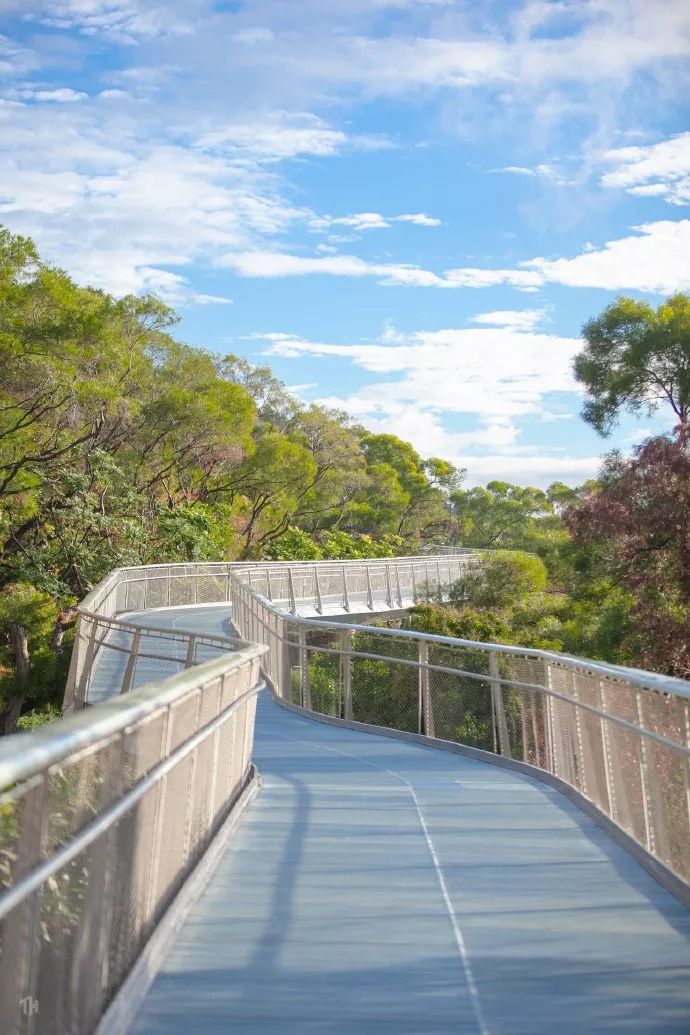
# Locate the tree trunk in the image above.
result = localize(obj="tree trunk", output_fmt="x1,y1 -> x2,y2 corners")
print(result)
1,622 -> 31,735
0,693 -> 25,735
50,608 -> 76,654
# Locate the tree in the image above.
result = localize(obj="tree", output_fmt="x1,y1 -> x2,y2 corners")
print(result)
566,430 -> 690,678
451,550 -> 549,610
451,481 -> 552,550
219,354 -> 300,430
288,406 -> 367,530
226,429 -> 317,553
575,293 -> 690,435
361,434 -> 451,541
0,584 -> 63,734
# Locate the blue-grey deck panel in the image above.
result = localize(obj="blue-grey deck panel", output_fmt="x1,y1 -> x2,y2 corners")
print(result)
127,693 -> 690,1034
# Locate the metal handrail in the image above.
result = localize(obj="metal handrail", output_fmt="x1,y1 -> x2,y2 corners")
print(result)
0,645 -> 265,789
2,550 -> 689,1034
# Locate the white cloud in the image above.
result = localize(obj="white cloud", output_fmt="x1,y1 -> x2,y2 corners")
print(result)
394,212 -> 441,226
0,100 -> 314,297
601,131 -> 690,206
220,251 -> 446,287
471,309 -> 545,331
0,34 -> 38,77
25,88 -> 88,103
26,0 -> 193,41
310,210 -> 441,232
197,112 -> 353,162
259,323 -> 580,422
495,166 -> 536,176
221,219 -> 690,294
523,219 -> 690,293
463,454 -> 600,488
254,321 -> 592,486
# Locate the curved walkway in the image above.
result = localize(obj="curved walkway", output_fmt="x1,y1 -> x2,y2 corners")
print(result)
123,608 -> 690,1035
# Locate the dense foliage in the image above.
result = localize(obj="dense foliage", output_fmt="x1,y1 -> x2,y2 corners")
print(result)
0,228 -> 456,729
1,222 -> 689,731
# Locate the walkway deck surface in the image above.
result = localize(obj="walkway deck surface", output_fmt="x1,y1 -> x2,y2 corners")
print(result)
125,634 -> 690,1033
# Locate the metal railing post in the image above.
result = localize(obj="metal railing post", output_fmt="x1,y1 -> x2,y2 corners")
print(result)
342,628 -> 353,720
299,626 -> 311,709
411,563 -> 417,603
635,690 -> 655,854
185,633 -> 197,668
489,651 -> 511,758
342,564 -> 351,613
395,564 -> 403,607
385,565 -> 394,608
598,680 -> 616,820
314,568 -> 324,615
366,565 -> 374,610
121,628 -> 141,693
570,671 -> 588,797
280,620 -> 292,700
418,640 -> 434,737
288,568 -> 297,614
542,660 -> 556,775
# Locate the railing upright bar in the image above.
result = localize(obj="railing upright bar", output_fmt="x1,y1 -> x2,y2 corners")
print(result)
121,628 -> 141,693
366,565 -> 374,610
314,569 -> 324,615
342,565 -> 351,613
299,626 -> 311,709
342,628 -> 353,721
598,680 -> 616,820
685,701 -> 690,844
489,651 -> 511,758
288,569 -> 297,614
635,690 -> 655,854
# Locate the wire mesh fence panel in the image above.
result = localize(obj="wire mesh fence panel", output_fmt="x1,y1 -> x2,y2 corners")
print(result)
349,631 -> 419,731
638,692 -> 690,878
429,669 -> 493,748
598,679 -> 648,846
0,640 -> 265,1035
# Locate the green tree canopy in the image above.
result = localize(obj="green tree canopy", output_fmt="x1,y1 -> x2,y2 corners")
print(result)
575,293 -> 690,435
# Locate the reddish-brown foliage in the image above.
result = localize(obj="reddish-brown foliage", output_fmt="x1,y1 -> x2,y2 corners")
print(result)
566,427 -> 690,678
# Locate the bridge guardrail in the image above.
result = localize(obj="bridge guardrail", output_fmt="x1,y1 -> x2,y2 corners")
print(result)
3,549 -> 690,1034
0,641 -> 265,1035
229,560 -> 690,891
68,555 -> 690,891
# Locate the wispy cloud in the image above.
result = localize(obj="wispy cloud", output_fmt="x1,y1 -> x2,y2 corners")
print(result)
309,210 -> 441,232
253,320 -> 587,486
601,131 -> 690,206
221,220 -> 690,295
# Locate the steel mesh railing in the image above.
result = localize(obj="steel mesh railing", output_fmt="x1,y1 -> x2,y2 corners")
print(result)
63,556 -> 690,891
0,640 -> 265,1035
3,550 -> 690,1034
227,562 -> 690,890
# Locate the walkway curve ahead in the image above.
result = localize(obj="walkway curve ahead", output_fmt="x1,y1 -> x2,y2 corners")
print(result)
124,605 -> 690,1035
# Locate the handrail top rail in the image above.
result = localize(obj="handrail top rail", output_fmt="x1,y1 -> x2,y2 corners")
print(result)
243,587 -> 690,701
77,607 -> 256,650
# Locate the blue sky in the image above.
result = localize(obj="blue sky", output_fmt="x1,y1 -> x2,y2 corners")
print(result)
1,0 -> 690,486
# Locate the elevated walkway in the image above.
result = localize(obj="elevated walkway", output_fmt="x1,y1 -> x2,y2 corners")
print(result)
3,556 -> 690,1035
120,605 -> 690,1035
